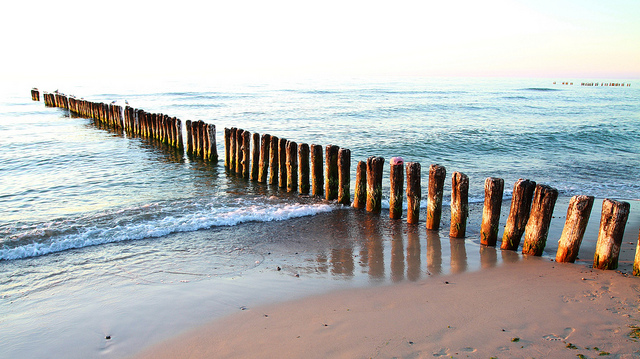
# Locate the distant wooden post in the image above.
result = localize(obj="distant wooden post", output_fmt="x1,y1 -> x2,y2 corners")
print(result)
242,131 -> 251,178
405,162 -> 421,224
480,177 -> 504,246
310,144 -> 324,197
522,184 -> 558,256
338,148 -> 351,205
593,199 -> 630,270
258,134 -> 271,183
176,118 -> 183,150
186,120 -> 193,155
235,129 -> 243,174
224,128 -> 231,169
426,164 -> 446,230
501,179 -> 536,250
251,132 -> 260,180
268,136 -> 279,185
556,195 -> 595,263
449,171 -> 469,238
325,145 -> 339,200
286,141 -> 298,192
366,156 -> 385,213
229,128 -> 237,172
389,157 -> 404,219
278,138 -> 287,188
633,229 -> 640,276
208,124 -> 218,162
298,143 -> 310,194
353,161 -> 367,209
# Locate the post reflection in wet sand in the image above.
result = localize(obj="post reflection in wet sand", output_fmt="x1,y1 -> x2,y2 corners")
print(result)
364,214 -> 385,281
450,237 -> 468,274
427,230 -> 442,275
390,221 -> 405,283
480,245 -> 498,268
406,225 -> 421,281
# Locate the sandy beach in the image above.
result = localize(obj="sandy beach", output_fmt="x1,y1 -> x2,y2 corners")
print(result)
134,198 -> 640,359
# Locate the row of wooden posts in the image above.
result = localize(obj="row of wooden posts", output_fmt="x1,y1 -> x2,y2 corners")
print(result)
33,89 -> 638,275
224,127 -> 637,274
34,89 -> 217,161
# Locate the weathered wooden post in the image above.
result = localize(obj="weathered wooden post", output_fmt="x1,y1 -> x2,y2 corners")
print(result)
186,120 -> 193,155
353,161 -> 367,209
176,118 -> 183,150
634,229 -> 640,276
242,130 -> 251,178
286,141 -> 298,192
251,132 -> 260,180
298,143 -> 310,194
310,144 -> 324,197
325,145 -> 339,200
555,195 -> 595,263
278,138 -> 287,188
480,177 -> 504,246
258,134 -> 271,183
366,156 -> 385,213
224,128 -> 231,169
338,148 -> 351,205
449,171 -> 469,238
235,129 -> 244,175
405,162 -> 421,224
426,164 -> 446,230
31,88 -> 40,101
389,157 -> 404,219
593,199 -> 630,270
208,123 -> 218,162
268,136 -> 279,185
229,128 -> 237,172
522,184 -> 558,256
501,179 -> 536,250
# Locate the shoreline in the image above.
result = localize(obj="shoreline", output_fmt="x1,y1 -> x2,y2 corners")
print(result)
134,258 -> 640,359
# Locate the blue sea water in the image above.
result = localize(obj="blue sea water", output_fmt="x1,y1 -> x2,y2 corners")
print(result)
1,77 -> 638,261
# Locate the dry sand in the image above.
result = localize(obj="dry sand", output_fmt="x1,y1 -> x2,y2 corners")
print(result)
136,257 -> 640,359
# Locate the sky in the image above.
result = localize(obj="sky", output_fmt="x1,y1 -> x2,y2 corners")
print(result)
2,0 -> 639,83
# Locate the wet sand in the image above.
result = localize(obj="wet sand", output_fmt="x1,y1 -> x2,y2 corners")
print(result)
133,198 -> 640,359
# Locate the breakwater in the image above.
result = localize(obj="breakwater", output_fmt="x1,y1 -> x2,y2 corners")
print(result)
32,87 -> 639,274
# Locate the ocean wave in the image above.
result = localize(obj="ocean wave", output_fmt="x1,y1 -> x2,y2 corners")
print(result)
0,202 -> 335,261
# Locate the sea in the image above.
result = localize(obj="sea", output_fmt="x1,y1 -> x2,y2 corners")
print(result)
1,77 -> 639,358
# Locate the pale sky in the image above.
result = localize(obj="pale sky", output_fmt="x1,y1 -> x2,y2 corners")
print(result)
2,0 -> 639,83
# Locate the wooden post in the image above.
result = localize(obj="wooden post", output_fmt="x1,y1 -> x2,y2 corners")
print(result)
325,145 -> 339,200
298,143 -> 310,194
224,128 -> 231,169
353,161 -> 367,209
268,136 -> 279,185
310,144 -> 324,197
235,129 -> 243,175
338,148 -> 351,205
633,229 -> 640,276
426,164 -> 446,230
286,141 -> 298,192
242,130 -> 251,178
366,156 -> 385,213
449,171 -> 469,238
480,177 -> 504,247
406,162 -> 421,224
208,123 -> 218,162
522,184 -> 558,256
556,195 -> 595,263
389,157 -> 404,219
251,132 -> 260,180
258,134 -> 271,183
229,128 -> 237,172
186,120 -> 193,155
176,118 -> 183,150
593,199 -> 630,270
278,138 -> 287,188
501,179 -> 536,250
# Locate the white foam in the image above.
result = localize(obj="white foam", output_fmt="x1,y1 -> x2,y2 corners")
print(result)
0,203 -> 335,261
